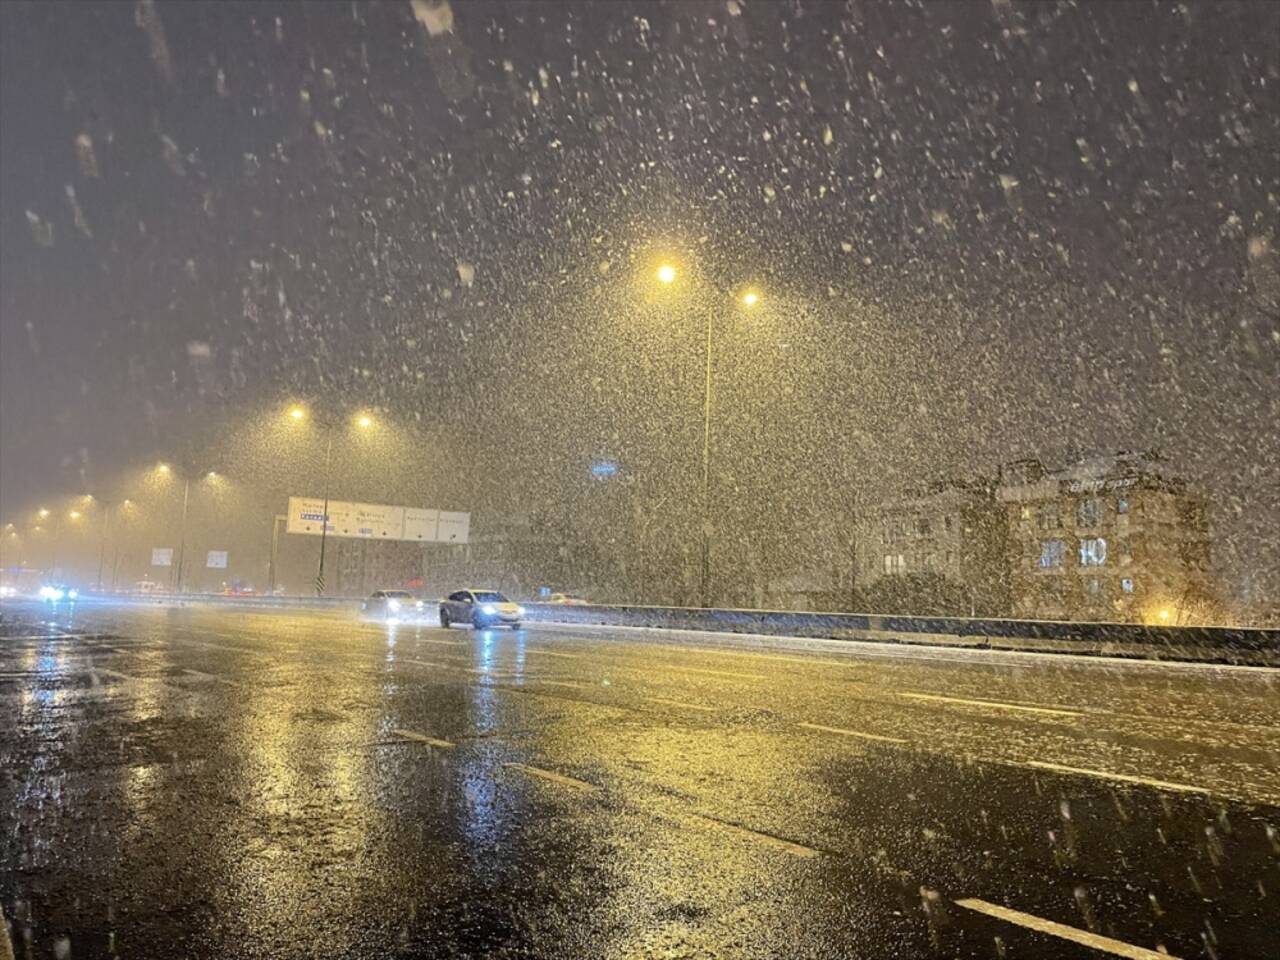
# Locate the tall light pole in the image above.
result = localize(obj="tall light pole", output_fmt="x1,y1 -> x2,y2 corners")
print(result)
153,464 -> 219,592
655,263 -> 762,608
287,406 -> 375,596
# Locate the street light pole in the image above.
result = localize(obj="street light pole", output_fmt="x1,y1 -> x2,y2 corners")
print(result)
315,430 -> 334,596
173,476 -> 191,592
268,514 -> 286,595
96,503 -> 111,591
699,307 -> 715,609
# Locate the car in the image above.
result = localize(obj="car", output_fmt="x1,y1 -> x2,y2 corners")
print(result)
547,593 -> 589,605
439,589 -> 524,629
38,584 -> 79,603
362,589 -> 425,621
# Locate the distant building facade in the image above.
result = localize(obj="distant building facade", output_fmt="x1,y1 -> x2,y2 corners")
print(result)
996,451 -> 1213,623
854,478 -> 1009,616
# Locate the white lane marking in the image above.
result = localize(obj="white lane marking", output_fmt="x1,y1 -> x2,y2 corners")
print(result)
898,691 -> 1082,718
523,648 -> 583,660
954,898 -> 1181,959
504,762 -> 598,791
413,638 -> 469,648
1,900 -> 14,960
675,666 -> 767,681
799,722 -> 907,744
537,679 -> 587,689
681,812 -> 820,859
182,668 -> 244,687
1022,760 -> 1209,795
391,728 -> 455,749
645,696 -> 717,713
398,657 -> 454,670
1,634 -> 94,642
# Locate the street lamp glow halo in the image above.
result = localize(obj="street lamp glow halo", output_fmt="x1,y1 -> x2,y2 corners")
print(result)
656,263 -> 678,284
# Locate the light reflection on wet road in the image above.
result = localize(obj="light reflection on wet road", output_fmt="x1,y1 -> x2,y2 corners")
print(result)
1,600 -> 1277,959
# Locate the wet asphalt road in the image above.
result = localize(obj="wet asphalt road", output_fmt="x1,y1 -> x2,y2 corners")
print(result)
1,600 -> 1277,960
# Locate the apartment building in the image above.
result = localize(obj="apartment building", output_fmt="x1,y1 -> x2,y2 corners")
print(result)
996,451 -> 1213,623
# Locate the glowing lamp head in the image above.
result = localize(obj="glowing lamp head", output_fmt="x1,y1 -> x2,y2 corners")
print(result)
741,290 -> 760,307
289,406 -> 306,421
156,463 -> 170,475
656,263 -> 677,284
68,510 -> 81,520
356,415 -> 373,429
38,509 -> 50,519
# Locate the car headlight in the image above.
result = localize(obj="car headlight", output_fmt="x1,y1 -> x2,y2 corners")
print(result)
481,604 -> 496,615
515,605 -> 525,616
415,600 -> 424,609
39,586 -> 57,600
388,599 -> 401,611
68,589 -> 79,600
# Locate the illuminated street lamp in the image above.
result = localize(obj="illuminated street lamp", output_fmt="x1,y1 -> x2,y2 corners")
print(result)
650,262 -> 765,607
153,463 -> 221,592
285,404 -> 377,595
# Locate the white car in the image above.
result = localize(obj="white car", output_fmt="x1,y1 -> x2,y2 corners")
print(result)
439,589 -> 524,629
547,593 -> 589,606
362,589 -> 425,621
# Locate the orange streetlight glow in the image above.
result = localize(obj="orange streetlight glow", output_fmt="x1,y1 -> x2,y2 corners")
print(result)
656,263 -> 677,284
289,406 -> 306,421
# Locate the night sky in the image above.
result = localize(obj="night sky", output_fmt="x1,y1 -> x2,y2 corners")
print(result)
1,1 -> 1277,601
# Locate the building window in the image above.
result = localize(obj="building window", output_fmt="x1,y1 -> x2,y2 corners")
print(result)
883,553 -> 906,575
1116,496 -> 1129,515
1037,506 -> 1060,531
1077,498 -> 1103,527
1019,506 -> 1031,521
1086,577 -> 1103,597
1038,539 -> 1066,568
1121,578 -> 1134,593
1080,537 -> 1107,566
946,515 -> 955,531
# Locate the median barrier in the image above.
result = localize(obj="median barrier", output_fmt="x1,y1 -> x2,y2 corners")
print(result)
519,602 -> 1280,666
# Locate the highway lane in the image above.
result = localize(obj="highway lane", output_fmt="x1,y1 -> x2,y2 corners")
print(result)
1,599 -> 1277,959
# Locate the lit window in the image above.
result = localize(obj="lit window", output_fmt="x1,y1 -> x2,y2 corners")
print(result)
1037,507 -> 1060,530
1080,537 -> 1107,566
1116,496 -> 1129,515
1038,539 -> 1065,568
883,553 -> 906,575
1078,498 -> 1103,527
1086,577 -> 1102,597
1121,578 -> 1134,593
1019,506 -> 1031,521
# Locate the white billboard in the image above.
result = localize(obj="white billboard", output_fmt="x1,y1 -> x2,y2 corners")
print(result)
403,507 -> 439,541
206,550 -> 228,569
437,511 -> 470,543
151,547 -> 173,567
286,497 -> 468,544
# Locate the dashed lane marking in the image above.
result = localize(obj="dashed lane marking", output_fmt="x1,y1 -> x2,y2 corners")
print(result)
1022,760 -> 1209,795
674,666 -> 767,682
954,898 -> 1181,959
391,729 -> 455,749
1,901 -> 14,960
644,696 -> 717,713
799,722 -> 907,744
897,691 -> 1083,718
679,811 -> 820,859
522,648 -> 583,660
504,762 -> 598,791
536,679 -> 587,689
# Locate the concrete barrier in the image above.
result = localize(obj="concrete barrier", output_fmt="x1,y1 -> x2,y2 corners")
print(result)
518,602 -> 1280,667
70,592 -> 1279,666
